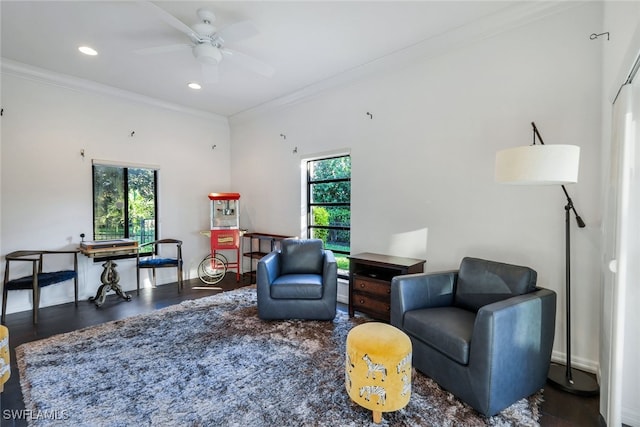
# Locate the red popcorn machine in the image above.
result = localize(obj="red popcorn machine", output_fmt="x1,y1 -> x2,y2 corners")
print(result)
198,192 -> 241,284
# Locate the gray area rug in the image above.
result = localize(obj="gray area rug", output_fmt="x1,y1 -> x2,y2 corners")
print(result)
17,286 -> 542,426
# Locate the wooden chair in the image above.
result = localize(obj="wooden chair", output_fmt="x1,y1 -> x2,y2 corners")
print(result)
2,250 -> 79,324
136,239 -> 183,294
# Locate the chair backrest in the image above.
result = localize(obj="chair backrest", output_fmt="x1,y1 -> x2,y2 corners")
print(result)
454,257 -> 537,312
280,239 -> 324,275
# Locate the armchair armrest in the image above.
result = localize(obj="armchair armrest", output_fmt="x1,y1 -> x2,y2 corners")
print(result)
257,251 -> 281,305
468,288 -> 556,409
257,251 -> 281,286
322,250 -> 337,284
322,250 -> 337,298
390,271 -> 457,327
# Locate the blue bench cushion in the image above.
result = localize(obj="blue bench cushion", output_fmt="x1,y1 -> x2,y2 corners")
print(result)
271,274 -> 323,299
403,306 -> 476,365
139,258 -> 180,267
6,270 -> 77,290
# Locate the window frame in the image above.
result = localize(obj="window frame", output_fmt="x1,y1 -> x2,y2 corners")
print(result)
91,161 -> 159,258
305,154 -> 351,278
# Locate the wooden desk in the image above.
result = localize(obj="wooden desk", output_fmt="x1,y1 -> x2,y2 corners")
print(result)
80,240 -> 138,307
348,252 -> 426,322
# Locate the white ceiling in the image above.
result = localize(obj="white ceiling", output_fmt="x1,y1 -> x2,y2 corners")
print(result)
1,1 -> 567,118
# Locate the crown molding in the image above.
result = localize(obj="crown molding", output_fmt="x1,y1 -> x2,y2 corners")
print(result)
0,58 -> 228,124
228,1 -> 585,126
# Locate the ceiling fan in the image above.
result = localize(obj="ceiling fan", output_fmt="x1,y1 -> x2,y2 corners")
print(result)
136,2 -> 275,83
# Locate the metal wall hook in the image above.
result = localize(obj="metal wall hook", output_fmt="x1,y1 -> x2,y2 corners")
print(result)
366,112 -> 373,119
280,133 -> 287,140
590,32 -> 609,40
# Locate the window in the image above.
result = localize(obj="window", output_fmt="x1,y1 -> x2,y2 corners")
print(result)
92,163 -> 157,249
307,155 -> 351,276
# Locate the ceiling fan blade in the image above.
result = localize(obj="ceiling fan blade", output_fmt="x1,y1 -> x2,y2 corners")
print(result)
222,49 -> 275,77
134,43 -> 192,55
202,63 -> 219,84
137,1 -> 199,41
217,20 -> 259,44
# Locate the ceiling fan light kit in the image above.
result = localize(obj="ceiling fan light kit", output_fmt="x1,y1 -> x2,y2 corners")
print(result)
193,44 -> 222,65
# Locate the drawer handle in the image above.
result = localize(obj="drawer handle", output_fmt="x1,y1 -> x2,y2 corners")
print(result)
359,299 -> 365,304
359,283 -> 366,288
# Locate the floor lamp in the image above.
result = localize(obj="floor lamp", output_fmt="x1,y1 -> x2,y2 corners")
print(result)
495,122 -> 599,396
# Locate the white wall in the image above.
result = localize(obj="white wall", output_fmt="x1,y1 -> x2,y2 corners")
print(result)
0,70 -> 231,314
230,3 -> 603,371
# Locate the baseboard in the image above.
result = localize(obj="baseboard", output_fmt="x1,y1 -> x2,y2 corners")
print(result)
337,278 -> 349,305
551,350 -> 599,376
623,406 -> 640,427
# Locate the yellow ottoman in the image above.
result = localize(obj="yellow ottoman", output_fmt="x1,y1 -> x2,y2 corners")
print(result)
1,325 -> 9,392
345,322 -> 412,423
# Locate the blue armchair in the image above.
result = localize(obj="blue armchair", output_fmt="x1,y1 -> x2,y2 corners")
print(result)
391,257 -> 556,416
257,239 -> 337,320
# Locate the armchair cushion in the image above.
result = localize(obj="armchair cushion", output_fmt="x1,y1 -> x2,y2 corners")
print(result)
280,239 -> 324,275
454,257 -> 537,312
403,306 -> 475,365
271,274 -> 323,299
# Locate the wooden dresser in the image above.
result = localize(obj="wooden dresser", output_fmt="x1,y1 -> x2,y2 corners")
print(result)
348,252 -> 426,322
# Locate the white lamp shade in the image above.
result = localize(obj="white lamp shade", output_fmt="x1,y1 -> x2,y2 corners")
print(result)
495,144 -> 580,185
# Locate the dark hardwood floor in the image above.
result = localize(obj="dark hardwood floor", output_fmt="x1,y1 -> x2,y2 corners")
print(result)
1,275 -> 600,426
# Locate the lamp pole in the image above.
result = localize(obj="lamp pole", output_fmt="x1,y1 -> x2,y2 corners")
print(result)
532,122 -> 598,396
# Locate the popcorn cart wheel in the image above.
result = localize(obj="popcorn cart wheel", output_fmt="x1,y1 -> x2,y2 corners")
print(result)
197,253 -> 228,285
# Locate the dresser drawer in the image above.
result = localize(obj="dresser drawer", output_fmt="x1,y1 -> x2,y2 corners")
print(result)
348,253 -> 426,323
352,291 -> 391,320
353,276 -> 391,297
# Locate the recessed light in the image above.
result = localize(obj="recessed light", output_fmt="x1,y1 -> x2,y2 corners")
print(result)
188,82 -> 202,90
78,46 -> 98,56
